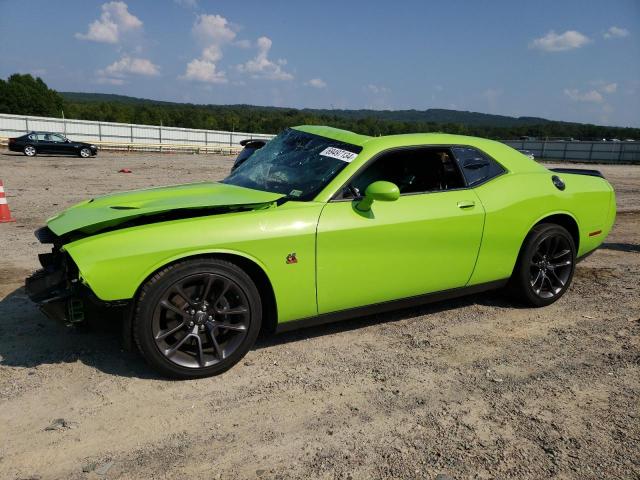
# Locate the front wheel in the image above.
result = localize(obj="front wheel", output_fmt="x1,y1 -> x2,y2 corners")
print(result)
79,147 -> 91,158
510,223 -> 576,307
133,258 -> 262,379
24,145 -> 36,157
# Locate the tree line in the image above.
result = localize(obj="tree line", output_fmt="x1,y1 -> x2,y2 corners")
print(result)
1,73 -> 638,140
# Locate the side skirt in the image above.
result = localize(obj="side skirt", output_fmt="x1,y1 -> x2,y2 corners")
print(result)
276,279 -> 508,333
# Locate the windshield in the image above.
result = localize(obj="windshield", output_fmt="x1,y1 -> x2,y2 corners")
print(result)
223,128 -> 362,200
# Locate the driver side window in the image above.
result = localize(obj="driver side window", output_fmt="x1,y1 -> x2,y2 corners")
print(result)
344,147 -> 465,198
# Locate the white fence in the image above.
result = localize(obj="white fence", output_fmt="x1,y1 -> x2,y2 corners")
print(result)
2,113 -> 638,163
0,113 -> 274,150
503,139 -> 640,163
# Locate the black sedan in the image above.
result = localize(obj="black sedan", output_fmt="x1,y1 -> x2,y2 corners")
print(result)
8,131 -> 98,158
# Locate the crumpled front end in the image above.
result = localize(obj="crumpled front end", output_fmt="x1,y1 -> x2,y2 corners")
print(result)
25,228 -> 85,324
25,226 -> 127,325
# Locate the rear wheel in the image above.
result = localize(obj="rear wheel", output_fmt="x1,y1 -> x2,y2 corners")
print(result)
79,148 -> 91,158
133,258 -> 262,379
510,223 -> 576,307
24,145 -> 36,157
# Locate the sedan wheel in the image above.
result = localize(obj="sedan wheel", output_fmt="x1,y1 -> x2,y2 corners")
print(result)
134,258 -> 262,378
510,223 -> 576,307
79,148 -> 91,158
24,145 -> 36,157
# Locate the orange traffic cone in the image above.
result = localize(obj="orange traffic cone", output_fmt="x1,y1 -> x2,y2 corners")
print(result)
0,180 -> 16,223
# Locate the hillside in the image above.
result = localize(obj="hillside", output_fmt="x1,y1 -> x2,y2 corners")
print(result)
61,92 -> 552,128
3,75 -> 638,140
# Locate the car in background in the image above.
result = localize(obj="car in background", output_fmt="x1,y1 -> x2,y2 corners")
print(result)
8,131 -> 98,158
231,138 -> 267,171
517,149 -> 535,160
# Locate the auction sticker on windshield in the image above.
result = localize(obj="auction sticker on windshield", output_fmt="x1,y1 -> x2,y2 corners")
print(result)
319,147 -> 358,163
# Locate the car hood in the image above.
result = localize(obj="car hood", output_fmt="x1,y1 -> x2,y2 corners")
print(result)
47,181 -> 284,236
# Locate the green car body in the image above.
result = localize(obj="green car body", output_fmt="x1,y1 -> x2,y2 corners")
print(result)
26,125 -> 616,376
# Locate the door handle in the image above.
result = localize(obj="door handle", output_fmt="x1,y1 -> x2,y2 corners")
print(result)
457,200 -> 475,209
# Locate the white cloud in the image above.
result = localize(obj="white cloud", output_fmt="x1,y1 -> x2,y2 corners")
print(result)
202,44 -> 222,62
76,1 -> 142,44
100,56 -> 160,77
237,36 -> 293,80
305,78 -> 327,88
181,59 -> 227,83
530,30 -> 590,52
564,88 -> 603,103
604,26 -> 630,39
180,14 -> 238,84
600,82 -> 617,94
365,84 -> 390,94
192,14 -> 236,45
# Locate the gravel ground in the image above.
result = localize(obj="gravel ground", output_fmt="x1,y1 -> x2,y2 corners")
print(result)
0,151 -> 638,480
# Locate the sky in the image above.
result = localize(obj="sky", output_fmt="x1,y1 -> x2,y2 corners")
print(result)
0,0 -> 639,127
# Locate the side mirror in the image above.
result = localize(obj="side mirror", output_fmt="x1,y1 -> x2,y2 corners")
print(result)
356,181 -> 400,211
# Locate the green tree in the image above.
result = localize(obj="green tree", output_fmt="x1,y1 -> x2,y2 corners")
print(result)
0,73 -> 63,117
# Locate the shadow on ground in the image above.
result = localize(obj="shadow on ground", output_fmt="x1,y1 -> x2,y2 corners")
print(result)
0,285 -> 515,379
602,242 -> 640,253
0,287 -> 162,379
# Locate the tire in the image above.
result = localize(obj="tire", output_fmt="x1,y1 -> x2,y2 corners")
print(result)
133,258 -> 262,379
24,145 -> 36,157
79,148 -> 91,158
509,223 -> 576,307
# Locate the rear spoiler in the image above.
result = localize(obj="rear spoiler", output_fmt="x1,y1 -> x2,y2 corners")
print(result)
549,168 -> 604,179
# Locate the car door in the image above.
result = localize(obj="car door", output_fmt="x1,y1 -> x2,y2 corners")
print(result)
34,133 -> 54,153
316,146 -> 485,314
48,133 -> 71,154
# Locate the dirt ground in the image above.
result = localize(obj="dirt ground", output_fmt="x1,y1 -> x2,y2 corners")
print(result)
0,151 -> 638,480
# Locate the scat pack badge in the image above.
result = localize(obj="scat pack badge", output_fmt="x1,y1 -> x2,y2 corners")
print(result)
286,252 -> 298,264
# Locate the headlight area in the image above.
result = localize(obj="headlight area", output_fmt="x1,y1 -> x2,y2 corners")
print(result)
25,248 -> 84,324
25,227 -> 129,326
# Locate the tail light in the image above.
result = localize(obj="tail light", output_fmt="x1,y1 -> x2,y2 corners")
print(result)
8,138 -> 15,144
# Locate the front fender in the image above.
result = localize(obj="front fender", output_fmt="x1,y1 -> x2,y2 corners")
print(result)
64,202 -> 324,323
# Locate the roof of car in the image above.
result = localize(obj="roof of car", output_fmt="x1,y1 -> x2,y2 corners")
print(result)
292,124 -> 545,174
293,125 -> 371,146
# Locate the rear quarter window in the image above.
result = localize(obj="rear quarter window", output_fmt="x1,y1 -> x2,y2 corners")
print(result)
452,147 -> 505,186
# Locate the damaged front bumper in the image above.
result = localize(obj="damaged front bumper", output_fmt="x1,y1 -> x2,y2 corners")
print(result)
25,239 -> 86,325
25,226 -> 130,326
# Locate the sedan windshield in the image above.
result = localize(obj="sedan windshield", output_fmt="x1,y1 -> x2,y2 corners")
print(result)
223,128 -> 362,200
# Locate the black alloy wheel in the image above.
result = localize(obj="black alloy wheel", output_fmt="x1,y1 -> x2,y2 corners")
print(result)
529,233 -> 573,299
134,258 -> 262,378
511,223 -> 576,307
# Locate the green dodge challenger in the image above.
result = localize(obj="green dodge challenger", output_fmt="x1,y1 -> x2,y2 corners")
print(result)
26,126 -> 616,378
